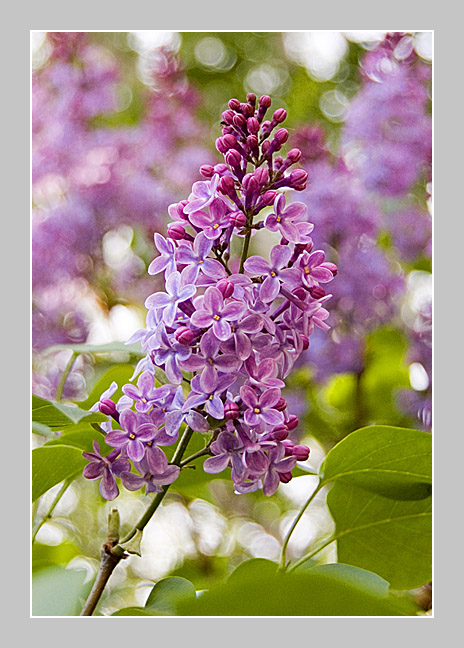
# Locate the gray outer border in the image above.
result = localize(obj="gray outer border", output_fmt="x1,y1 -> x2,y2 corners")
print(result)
11,0 -> 458,643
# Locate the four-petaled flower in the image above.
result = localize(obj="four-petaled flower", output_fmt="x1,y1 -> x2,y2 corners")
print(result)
149,324 -> 192,385
264,193 -> 314,243
188,198 -> 232,240
183,174 -> 220,215
175,232 -> 226,284
147,233 -> 177,278
120,455 -> 180,494
244,245 -> 301,303
105,409 -> 157,462
145,270 -> 196,327
240,386 -> 285,427
190,287 -> 247,341
297,250 -> 335,288
262,444 -> 297,496
180,330 -> 241,392
82,441 -> 130,501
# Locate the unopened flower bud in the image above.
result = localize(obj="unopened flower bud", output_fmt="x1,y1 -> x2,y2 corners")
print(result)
322,261 -> 338,277
309,286 -> 326,299
217,279 -> 234,299
272,424 -> 289,441
221,109 -> 235,124
273,108 -> 287,123
225,401 -> 240,420
99,398 -> 117,417
286,415 -> 299,431
216,137 -> 228,154
292,445 -> 310,461
222,134 -> 238,150
218,175 -> 236,197
225,149 -> 242,168
259,95 -> 272,109
301,335 -> 310,350
282,439 -> 295,456
247,117 -> 260,134
254,167 -> 269,185
200,165 -> 215,178
274,128 -> 289,145
275,397 -> 287,412
279,471 -> 293,484
229,211 -> 247,228
175,326 -> 195,345
246,135 -> 259,152
228,98 -> 241,110
246,92 -> 256,106
293,287 -> 307,300
167,223 -> 186,240
261,190 -> 278,206
289,169 -> 308,190
233,113 -> 247,128
287,148 -> 302,163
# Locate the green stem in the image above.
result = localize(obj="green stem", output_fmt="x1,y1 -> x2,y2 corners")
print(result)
279,480 -> 323,571
287,534 -> 337,573
32,479 -> 72,544
55,351 -> 77,401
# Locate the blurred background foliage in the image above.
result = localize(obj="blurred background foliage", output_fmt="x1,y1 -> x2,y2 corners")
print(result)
31,30 -> 432,615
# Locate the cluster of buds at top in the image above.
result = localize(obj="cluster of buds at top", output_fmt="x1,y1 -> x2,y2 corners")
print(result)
83,94 -> 337,500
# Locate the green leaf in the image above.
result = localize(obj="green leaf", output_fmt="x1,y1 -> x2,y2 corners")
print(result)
176,564 -> 418,616
320,425 -> 432,500
111,607 -> 157,616
302,563 -> 390,597
326,481 -> 432,590
44,425 -> 111,454
32,445 -> 87,501
32,394 -> 106,428
32,566 -> 91,616
144,577 -> 196,615
76,364 -> 137,411
32,542 -> 81,573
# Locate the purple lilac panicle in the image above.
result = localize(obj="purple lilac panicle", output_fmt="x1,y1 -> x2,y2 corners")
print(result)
83,94 -> 337,498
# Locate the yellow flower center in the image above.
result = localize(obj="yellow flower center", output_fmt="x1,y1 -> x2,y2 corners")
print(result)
213,314 -> 221,321
304,266 -> 310,274
270,271 -> 277,277
129,433 -> 136,440
198,260 -> 204,265
253,407 -> 261,414
276,216 -> 282,223
208,357 -> 214,364
209,394 -> 214,400
213,223 -> 219,229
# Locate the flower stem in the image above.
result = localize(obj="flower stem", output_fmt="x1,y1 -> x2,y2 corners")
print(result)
32,478 -> 72,544
287,534 -> 337,573
55,351 -> 77,401
279,480 -> 323,571
79,427 -> 195,616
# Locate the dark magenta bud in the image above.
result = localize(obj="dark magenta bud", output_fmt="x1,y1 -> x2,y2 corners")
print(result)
274,128 -> 289,145
228,98 -> 241,110
216,137 -> 228,154
218,175 -> 236,196
301,335 -> 310,350
279,471 -> 293,484
229,211 -> 247,228
246,92 -> 256,106
222,109 -> 235,124
273,108 -> 287,123
259,95 -> 272,109
261,140 -> 271,155
261,190 -> 278,206
254,167 -> 269,185
293,287 -> 307,300
287,148 -> 302,163
225,149 -> 242,168
167,223 -> 187,240
222,134 -> 238,150
99,399 -> 117,417
275,397 -> 287,412
289,169 -> 308,189
240,102 -> 254,116
286,415 -> 299,431
246,134 -> 259,151
247,117 -> 260,134
292,445 -> 310,461
175,326 -> 195,345
309,286 -> 326,300
225,401 -> 240,420
282,439 -> 295,456
272,425 -> 289,441
200,164 -> 215,178
217,279 -> 234,299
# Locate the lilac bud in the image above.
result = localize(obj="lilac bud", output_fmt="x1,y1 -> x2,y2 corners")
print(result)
167,223 -> 186,240
273,108 -> 287,123
322,261 -> 338,277
225,149 -> 242,168
218,175 -> 236,197
200,165 -> 215,178
261,190 -> 278,206
274,128 -> 289,145
99,398 -> 117,417
225,401 -> 240,420
309,286 -> 326,300
246,92 -> 256,106
259,95 -> 272,109
293,287 -> 307,300
229,211 -> 247,228
247,117 -> 260,134
287,148 -> 302,163
275,397 -> 287,412
233,113 -> 247,128
261,121 -> 272,137
175,326 -> 195,345
228,98 -> 241,110
254,167 -> 269,185
272,425 -> 289,441
222,109 -> 235,124
301,335 -> 310,350
261,140 -> 271,156
222,134 -> 238,150
279,472 -> 293,484
292,445 -> 310,461
246,134 -> 259,152
289,169 -> 308,190
217,279 -> 234,299
286,415 -> 299,431
282,439 -> 295,456
240,102 -> 254,116
216,137 -> 228,154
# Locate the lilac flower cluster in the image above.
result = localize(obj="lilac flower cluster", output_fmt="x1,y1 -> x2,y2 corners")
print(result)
84,94 -> 337,499
341,33 -> 432,197
32,34 -> 211,352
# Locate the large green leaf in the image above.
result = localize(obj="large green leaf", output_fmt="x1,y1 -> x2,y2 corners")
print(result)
32,566 -> 91,616
176,560 -> 418,616
326,481 -> 432,590
44,425 -> 112,454
76,364 -> 137,411
32,394 -> 106,428
144,577 -> 196,615
32,445 -> 87,501
320,425 -> 432,500
32,542 -> 81,573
